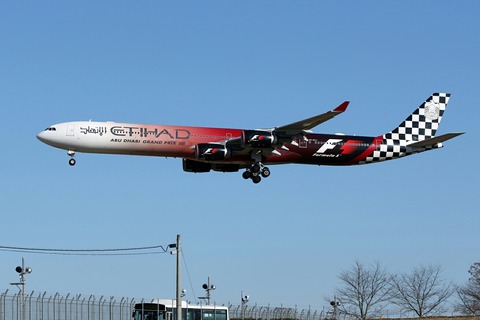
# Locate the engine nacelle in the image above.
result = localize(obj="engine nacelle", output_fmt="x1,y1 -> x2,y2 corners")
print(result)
195,143 -> 231,161
242,130 -> 277,148
211,163 -> 241,172
183,159 -> 211,173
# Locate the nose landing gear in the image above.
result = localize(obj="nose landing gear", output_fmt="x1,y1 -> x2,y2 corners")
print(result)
242,163 -> 270,184
68,150 -> 76,166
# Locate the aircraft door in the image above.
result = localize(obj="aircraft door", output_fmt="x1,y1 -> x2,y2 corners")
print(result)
67,124 -> 75,136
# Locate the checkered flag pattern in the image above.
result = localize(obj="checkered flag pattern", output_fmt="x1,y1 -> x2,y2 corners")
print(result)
360,93 -> 450,164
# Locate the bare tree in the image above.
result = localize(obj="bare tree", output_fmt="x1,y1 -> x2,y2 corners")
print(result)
455,262 -> 480,315
335,261 -> 392,320
390,265 -> 453,317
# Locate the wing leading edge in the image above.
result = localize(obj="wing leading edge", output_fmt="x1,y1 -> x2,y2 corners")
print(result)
274,101 -> 349,134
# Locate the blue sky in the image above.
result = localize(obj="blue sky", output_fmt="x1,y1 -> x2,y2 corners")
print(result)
0,0 -> 479,311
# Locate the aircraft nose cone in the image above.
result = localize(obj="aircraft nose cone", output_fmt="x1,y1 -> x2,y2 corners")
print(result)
36,131 -> 47,143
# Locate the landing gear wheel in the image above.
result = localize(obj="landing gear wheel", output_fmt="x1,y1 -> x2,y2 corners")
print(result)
69,158 -> 76,166
242,161 -> 271,183
261,167 -> 270,178
252,175 -> 261,184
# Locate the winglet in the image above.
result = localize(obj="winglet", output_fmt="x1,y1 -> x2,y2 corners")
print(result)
334,101 -> 349,113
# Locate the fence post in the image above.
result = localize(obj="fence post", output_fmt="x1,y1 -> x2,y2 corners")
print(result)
0,289 -> 8,320
88,295 -> 94,320
65,294 -> 70,320
119,298 -> 125,320
15,292 -> 21,320
129,298 -> 135,320
69,295 -> 75,320
40,292 -> 46,320
27,292 -> 34,320
81,297 -> 86,320
109,297 -> 115,320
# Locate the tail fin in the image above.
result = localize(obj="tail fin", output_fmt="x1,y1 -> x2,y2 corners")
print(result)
359,93 -> 454,164
385,93 -> 450,143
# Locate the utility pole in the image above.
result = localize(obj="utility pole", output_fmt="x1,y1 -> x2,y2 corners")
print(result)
168,235 -> 182,320
176,234 -> 181,320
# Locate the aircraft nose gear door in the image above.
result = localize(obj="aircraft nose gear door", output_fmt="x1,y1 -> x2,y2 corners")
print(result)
67,150 -> 76,166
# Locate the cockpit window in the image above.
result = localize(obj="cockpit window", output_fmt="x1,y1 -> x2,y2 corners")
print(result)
45,127 -> 56,131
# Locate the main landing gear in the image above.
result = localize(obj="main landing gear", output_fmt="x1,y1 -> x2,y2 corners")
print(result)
68,150 -> 76,166
242,163 -> 270,184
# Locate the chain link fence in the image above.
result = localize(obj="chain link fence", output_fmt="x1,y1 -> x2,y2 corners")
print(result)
228,304 -> 329,320
0,290 -> 135,320
1,290 -> 330,320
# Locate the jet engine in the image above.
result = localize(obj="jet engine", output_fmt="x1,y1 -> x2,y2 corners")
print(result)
195,143 -> 231,161
183,159 -> 211,173
242,130 -> 277,148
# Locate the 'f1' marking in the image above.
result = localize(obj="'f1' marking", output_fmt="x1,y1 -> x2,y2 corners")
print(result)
313,139 -> 342,156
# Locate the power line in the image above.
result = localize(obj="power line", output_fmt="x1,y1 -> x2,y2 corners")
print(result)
0,244 -> 169,256
181,248 -> 197,304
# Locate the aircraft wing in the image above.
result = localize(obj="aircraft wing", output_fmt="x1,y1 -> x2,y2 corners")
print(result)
199,101 -> 350,156
407,132 -> 464,148
274,101 -> 349,134
218,101 -> 350,154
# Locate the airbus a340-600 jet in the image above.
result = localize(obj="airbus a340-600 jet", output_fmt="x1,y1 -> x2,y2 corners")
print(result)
37,93 -> 463,183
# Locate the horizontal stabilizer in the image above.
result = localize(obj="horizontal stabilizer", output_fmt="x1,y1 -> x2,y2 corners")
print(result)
407,132 -> 464,148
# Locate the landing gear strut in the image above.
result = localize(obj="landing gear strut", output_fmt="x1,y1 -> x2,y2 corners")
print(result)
242,163 -> 270,184
68,150 -> 76,166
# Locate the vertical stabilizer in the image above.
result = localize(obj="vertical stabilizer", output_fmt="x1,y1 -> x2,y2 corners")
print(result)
359,93 -> 451,164
386,92 -> 450,143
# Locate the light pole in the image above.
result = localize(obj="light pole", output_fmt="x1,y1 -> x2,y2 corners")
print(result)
330,296 -> 340,320
200,277 -> 216,305
10,257 -> 32,320
241,291 -> 249,320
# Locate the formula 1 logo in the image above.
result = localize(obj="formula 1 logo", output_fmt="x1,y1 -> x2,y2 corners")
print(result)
313,139 -> 342,157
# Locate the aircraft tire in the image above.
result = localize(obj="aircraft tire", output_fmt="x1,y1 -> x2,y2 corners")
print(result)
252,175 -> 261,184
69,159 -> 76,166
261,167 -> 270,178
242,171 -> 251,179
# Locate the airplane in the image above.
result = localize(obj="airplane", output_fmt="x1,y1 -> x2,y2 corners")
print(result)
37,93 -> 463,184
